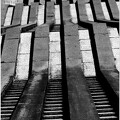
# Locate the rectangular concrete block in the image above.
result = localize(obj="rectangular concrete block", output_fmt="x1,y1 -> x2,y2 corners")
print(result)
33,49 -> 49,61
77,4 -> 88,21
34,38 -> 49,50
94,34 -> 115,70
92,1 -> 105,20
62,1 -> 71,21
1,5 -> 8,26
78,29 -> 89,39
64,24 -> 78,36
106,0 -> 119,20
92,23 -> 108,34
5,27 -> 20,40
29,2 -> 39,23
2,39 -> 19,62
1,63 -> 15,91
12,3 -> 23,20
35,25 -> 49,38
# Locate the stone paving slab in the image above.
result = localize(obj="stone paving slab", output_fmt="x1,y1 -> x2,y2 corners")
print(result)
29,2 -> 39,23
2,39 -> 19,63
5,27 -> 20,40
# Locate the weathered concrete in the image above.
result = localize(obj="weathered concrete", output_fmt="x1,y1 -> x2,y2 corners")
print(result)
5,27 -> 20,40
2,39 -> 19,63
29,2 -> 39,23
106,0 -> 119,20
11,69 -> 48,120
35,25 -> 49,38
91,0 -> 105,20
12,3 -> 23,25
1,63 -> 15,92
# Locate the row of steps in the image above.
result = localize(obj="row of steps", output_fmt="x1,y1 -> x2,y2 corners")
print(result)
1,80 -> 27,120
41,79 -> 64,120
86,77 -> 118,120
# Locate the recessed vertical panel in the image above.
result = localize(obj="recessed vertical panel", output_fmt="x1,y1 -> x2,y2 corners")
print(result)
101,2 -> 110,20
21,6 -> 29,25
37,5 -> 45,25
49,32 -> 61,79
55,5 -> 61,24
70,4 -> 78,23
85,4 -> 94,21
16,33 -> 32,80
4,7 -> 14,26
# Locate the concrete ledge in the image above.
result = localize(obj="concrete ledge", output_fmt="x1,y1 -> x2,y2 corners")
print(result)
66,66 -> 99,120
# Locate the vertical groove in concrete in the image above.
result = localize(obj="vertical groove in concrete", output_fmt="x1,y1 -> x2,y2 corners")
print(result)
16,33 -> 32,80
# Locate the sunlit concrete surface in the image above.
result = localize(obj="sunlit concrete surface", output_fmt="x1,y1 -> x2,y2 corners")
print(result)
79,29 -> 96,77
37,5 -> 45,26
78,30 -> 90,39
80,40 -> 91,50
70,4 -> 78,23
0,36 -> 2,45
84,63 -> 96,76
5,0 -> 23,5
49,32 -> 62,79
28,0 -> 34,5
85,4 -> 94,21
82,51 -> 94,62
116,2 -> 120,12
55,5 -> 61,24
49,32 -> 61,42
107,28 -> 119,37
16,33 -> 32,80
107,28 -> 120,72
4,7 -> 13,26
101,2 -> 110,20
21,6 -> 29,25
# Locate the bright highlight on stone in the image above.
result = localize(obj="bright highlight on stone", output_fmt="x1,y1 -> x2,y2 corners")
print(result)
101,2 -> 110,20
49,32 -> 61,79
55,5 -> 61,25
21,6 -> 29,25
16,33 -> 32,80
79,29 -> 96,76
4,7 -> 13,26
